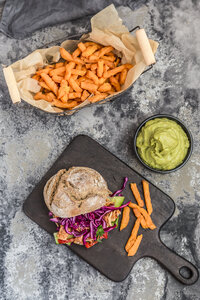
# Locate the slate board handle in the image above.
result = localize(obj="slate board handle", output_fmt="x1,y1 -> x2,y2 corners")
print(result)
148,241 -> 199,285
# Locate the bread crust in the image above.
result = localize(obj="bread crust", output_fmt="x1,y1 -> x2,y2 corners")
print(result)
44,167 -> 110,218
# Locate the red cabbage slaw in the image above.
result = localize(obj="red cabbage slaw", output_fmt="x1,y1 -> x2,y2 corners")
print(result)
49,177 -> 129,246
110,177 -> 128,197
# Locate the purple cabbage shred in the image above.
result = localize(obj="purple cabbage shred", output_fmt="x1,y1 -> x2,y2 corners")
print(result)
110,177 -> 128,197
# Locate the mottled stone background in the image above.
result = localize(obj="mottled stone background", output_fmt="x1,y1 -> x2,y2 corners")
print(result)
0,0 -> 199,299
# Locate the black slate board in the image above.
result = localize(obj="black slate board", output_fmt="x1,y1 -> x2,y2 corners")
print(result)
23,135 -> 199,284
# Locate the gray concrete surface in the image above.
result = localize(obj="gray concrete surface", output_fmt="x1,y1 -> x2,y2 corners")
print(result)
0,0 -> 199,299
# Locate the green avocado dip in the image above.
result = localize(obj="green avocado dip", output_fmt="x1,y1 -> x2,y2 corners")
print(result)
136,118 -> 190,170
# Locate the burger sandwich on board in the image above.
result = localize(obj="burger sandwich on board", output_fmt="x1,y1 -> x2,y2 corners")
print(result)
44,166 -> 128,248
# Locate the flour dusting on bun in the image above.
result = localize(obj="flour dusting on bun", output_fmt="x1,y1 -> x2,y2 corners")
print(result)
44,167 -> 110,218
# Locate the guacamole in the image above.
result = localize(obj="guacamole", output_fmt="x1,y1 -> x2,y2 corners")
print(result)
136,118 -> 190,170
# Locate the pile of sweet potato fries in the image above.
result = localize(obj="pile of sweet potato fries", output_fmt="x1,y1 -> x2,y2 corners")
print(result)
120,180 -> 156,256
32,42 -> 133,110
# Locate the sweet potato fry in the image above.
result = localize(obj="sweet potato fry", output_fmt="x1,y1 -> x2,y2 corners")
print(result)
53,99 -> 78,109
72,48 -> 81,58
39,81 -> 51,91
84,42 -> 102,48
55,62 -> 64,68
89,93 -> 108,103
81,90 -> 90,101
139,217 -> 147,230
130,183 -> 144,207
48,92 -> 56,100
60,79 -> 68,87
120,68 -> 128,85
129,203 -> 156,230
89,55 -> 98,62
82,45 -> 99,57
40,73 -> 58,95
133,208 -> 141,219
94,90 -> 101,95
61,94 -> 68,102
73,57 -> 84,65
109,76 -> 121,92
85,64 -> 91,69
68,92 -> 81,99
80,82 -> 98,92
142,180 -> 153,215
82,58 -> 97,64
78,42 -> 86,52
102,55 -> 116,62
84,42 -> 101,48
133,208 -> 147,229
60,47 -> 73,61
32,74 -> 40,81
34,92 -> 44,100
103,65 -> 126,79
64,62 -> 76,80
114,57 -> 120,67
115,73 -> 120,82
45,64 -> 55,69
71,69 -> 86,76
76,63 -> 83,70
98,46 -> 114,57
103,60 -> 115,69
34,92 -> 55,102
107,90 -> 115,95
98,77 -> 106,85
92,49 -> 101,56
84,79 -> 94,84
123,64 -> 133,70
91,64 -> 98,71
77,76 -> 87,83
106,51 -> 115,56
56,79 -> 70,96
86,70 -> 99,85
68,77 -> 82,93
120,206 -> 130,231
97,60 -> 104,77
36,68 -> 50,75
71,74 -> 78,80
103,64 -> 109,73
98,82 -> 112,92
125,217 -> 140,252
111,64 -> 132,77
128,234 -> 143,256
49,66 -> 66,77
58,83 -> 70,100
52,75 -> 63,84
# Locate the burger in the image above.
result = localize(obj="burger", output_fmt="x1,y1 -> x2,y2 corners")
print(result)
44,166 -> 128,248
